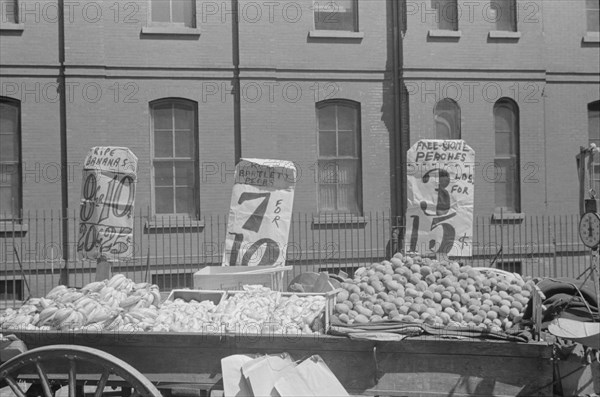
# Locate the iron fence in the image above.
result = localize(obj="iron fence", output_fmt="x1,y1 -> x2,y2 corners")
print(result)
0,210 -> 595,306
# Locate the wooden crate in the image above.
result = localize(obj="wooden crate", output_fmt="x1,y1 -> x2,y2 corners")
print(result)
193,265 -> 292,291
165,289 -> 226,305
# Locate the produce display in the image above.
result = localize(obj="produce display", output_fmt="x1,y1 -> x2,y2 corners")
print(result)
0,274 -> 161,332
332,253 -> 535,333
0,278 -> 329,335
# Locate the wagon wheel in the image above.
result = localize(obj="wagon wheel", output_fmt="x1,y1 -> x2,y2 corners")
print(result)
0,344 -> 163,397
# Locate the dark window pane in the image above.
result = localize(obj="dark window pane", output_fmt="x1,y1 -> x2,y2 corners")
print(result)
0,134 -> 17,162
174,105 -> 194,130
0,103 -> 17,132
315,0 -> 356,31
175,187 -> 194,214
318,105 -> 336,130
589,106 -> 600,144
588,8 -> 600,32
175,162 -> 194,186
433,0 -> 458,30
319,131 -> 336,157
154,162 -> 173,187
318,161 -> 339,184
338,131 -> 356,156
151,0 -> 170,22
155,187 -> 174,214
435,99 -> 460,139
319,184 -> 337,211
153,106 -> 172,130
338,105 -> 357,131
154,130 -> 173,157
491,0 -> 516,31
172,0 -> 195,27
494,105 -> 513,132
0,0 -> 17,24
175,130 -> 194,158
495,131 -> 512,156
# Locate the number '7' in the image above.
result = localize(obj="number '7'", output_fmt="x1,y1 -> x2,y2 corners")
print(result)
238,192 -> 271,233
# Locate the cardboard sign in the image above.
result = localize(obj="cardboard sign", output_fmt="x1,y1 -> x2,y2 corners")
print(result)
78,147 -> 137,261
404,140 -> 475,257
223,158 -> 296,266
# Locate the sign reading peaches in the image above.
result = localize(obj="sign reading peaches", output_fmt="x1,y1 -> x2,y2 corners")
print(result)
404,140 -> 475,257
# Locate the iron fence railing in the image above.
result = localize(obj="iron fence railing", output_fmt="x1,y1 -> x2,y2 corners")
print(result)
0,210 -> 595,306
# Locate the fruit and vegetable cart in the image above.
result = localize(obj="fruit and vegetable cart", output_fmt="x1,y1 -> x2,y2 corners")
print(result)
0,258 -> 559,397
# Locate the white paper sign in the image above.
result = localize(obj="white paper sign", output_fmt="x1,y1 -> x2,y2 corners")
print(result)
78,147 -> 137,261
404,140 -> 475,257
223,158 -> 297,266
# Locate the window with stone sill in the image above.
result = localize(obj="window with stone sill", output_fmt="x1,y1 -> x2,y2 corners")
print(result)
150,98 -> 200,220
316,100 -> 363,216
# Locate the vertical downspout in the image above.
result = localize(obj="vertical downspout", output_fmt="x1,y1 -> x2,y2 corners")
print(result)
232,0 -> 241,164
391,1 -> 405,220
58,0 -> 69,285
391,0 -> 400,220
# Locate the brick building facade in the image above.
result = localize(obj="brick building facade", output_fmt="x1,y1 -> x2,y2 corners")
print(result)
0,0 -> 599,296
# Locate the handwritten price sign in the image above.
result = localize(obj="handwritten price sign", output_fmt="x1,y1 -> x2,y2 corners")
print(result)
223,158 -> 297,266
78,147 -> 138,261
404,140 -> 475,257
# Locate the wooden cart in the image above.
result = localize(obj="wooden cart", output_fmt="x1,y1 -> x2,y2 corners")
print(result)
1,329 -> 554,397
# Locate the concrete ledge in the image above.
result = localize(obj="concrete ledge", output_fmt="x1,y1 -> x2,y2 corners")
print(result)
141,26 -> 200,36
428,29 -> 462,38
489,31 -> 522,39
309,30 -> 364,39
0,23 -> 24,31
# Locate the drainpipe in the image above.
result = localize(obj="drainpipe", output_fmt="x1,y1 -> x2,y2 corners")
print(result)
58,0 -> 69,285
232,0 -> 241,164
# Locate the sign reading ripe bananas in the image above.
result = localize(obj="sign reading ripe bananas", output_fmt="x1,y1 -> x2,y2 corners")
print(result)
223,159 -> 297,266
78,147 -> 138,261
404,140 -> 475,257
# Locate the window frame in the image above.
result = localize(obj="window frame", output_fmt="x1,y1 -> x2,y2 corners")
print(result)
149,98 -> 200,221
432,0 -> 459,31
313,0 -> 359,33
0,0 -> 23,30
0,97 -> 22,222
144,0 -> 200,35
315,99 -> 363,216
434,98 -> 461,140
489,0 -> 517,32
586,0 -> 600,33
493,98 -> 521,214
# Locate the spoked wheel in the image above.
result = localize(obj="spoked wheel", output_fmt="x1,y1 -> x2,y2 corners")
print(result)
0,344 -> 163,397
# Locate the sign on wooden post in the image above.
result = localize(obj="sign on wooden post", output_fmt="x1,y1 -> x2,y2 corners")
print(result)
404,140 -> 475,257
77,147 -> 138,280
223,159 -> 297,266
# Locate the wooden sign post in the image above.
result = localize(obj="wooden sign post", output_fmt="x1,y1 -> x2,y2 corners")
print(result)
77,147 -> 138,281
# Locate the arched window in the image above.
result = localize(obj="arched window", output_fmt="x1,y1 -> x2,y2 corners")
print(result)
494,98 -> 520,212
0,98 -> 21,220
434,98 -> 461,139
150,99 -> 199,218
489,0 -> 517,31
316,100 -> 362,214
432,0 -> 458,31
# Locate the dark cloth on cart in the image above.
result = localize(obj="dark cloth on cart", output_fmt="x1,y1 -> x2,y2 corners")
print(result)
329,320 -> 532,343
523,277 -> 599,325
